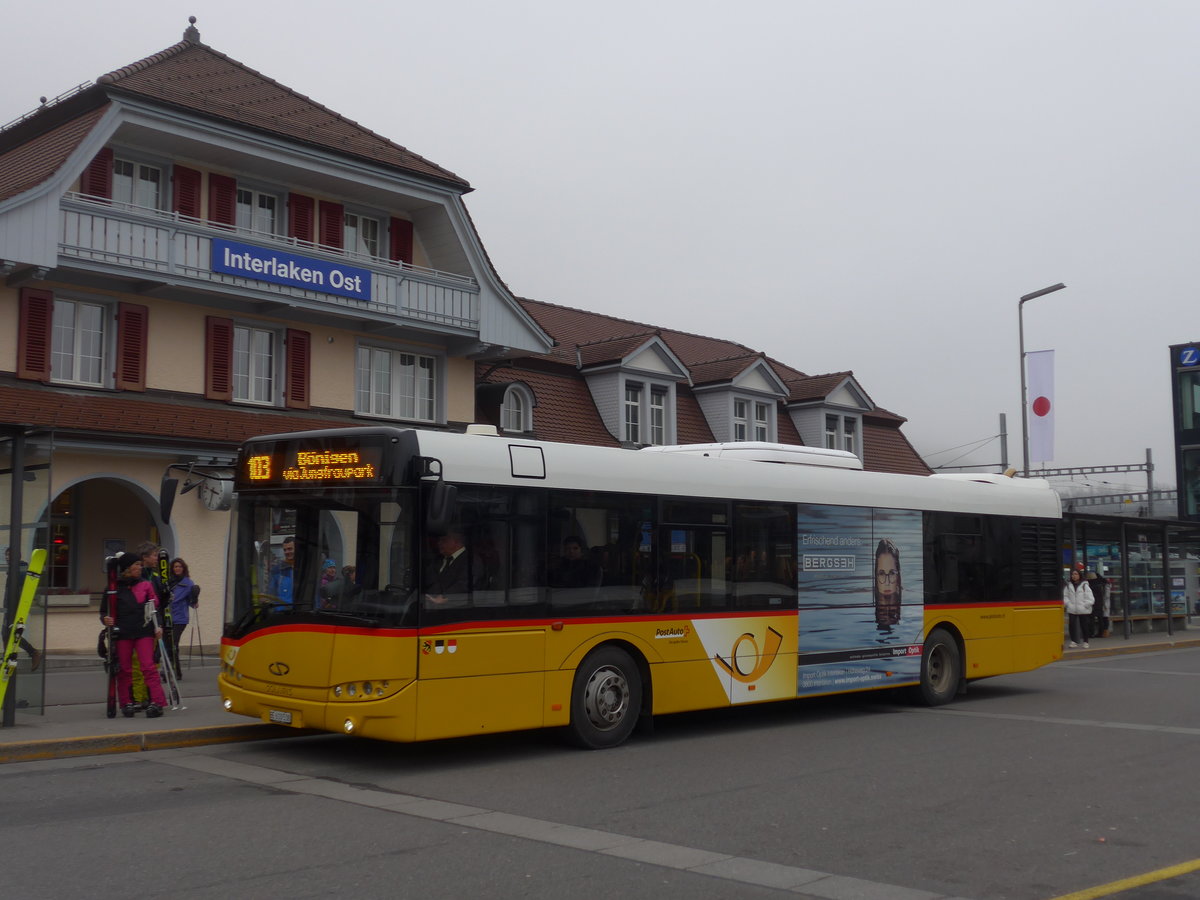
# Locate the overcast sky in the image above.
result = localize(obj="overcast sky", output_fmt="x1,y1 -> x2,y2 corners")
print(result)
4,1 -> 1195,492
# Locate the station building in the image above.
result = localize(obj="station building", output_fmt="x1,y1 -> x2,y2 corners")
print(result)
0,22 -> 931,708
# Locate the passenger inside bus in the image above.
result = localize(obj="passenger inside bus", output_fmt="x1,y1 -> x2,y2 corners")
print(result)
549,536 -> 602,589
423,529 -> 483,607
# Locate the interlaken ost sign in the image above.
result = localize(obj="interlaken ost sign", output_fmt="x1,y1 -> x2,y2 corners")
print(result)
211,238 -> 372,301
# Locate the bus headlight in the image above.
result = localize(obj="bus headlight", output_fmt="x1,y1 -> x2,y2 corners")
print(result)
343,718 -> 355,734
223,698 -> 233,711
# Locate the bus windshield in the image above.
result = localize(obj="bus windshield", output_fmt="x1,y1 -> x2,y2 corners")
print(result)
226,486 -> 419,637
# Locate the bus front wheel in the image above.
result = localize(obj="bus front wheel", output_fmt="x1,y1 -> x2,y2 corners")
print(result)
919,627 -> 961,706
567,647 -> 642,750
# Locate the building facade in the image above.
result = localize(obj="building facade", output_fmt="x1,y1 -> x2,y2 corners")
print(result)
0,22 -> 930,685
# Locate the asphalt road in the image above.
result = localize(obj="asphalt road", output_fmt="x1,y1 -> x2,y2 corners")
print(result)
3,648 -> 1199,900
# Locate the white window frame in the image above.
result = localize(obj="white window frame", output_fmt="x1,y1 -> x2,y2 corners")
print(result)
649,389 -> 667,446
824,413 -> 861,457
754,401 -> 771,442
112,156 -> 162,210
501,384 -> 534,433
355,344 -> 439,423
232,324 -> 279,406
624,384 -> 642,444
734,399 -> 749,442
344,211 -> 381,259
236,186 -> 280,237
51,298 -> 109,387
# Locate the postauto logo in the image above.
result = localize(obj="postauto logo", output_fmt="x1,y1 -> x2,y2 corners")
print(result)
714,627 -> 783,683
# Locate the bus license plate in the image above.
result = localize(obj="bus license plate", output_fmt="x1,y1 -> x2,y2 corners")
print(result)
268,710 -> 293,725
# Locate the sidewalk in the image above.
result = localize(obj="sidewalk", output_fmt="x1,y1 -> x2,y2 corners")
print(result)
0,656 -> 303,764
3,627 -> 1199,765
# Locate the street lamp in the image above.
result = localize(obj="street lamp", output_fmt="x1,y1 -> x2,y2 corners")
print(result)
1018,282 -> 1066,475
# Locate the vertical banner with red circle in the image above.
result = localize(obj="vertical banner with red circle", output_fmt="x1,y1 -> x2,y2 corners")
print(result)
1027,349 -> 1055,463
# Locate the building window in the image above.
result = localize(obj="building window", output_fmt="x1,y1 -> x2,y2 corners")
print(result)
734,399 -> 749,442
624,385 -> 642,444
345,213 -> 380,258
356,346 -> 437,421
755,402 -> 770,442
236,188 -> 278,235
824,414 -> 860,456
502,389 -> 524,432
112,158 -> 161,209
52,299 -> 106,386
650,390 -> 667,446
233,325 -> 276,404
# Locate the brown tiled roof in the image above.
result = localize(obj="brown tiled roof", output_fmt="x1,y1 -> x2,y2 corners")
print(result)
575,333 -> 659,368
517,298 -> 763,371
477,366 -> 617,447
863,420 -> 932,475
0,105 -> 108,203
784,372 -> 855,404
675,388 -> 716,444
0,382 -> 366,447
96,38 -> 469,188
687,353 -> 768,388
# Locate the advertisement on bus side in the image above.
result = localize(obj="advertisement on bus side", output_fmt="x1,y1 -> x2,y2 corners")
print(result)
797,505 -> 925,695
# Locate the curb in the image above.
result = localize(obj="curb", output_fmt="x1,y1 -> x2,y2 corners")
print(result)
1062,636 -> 1200,660
0,723 -> 317,764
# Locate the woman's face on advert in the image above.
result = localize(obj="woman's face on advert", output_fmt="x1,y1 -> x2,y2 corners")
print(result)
876,552 -> 898,599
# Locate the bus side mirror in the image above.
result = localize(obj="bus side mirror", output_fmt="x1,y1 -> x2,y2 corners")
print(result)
426,481 -> 457,534
160,476 -> 179,525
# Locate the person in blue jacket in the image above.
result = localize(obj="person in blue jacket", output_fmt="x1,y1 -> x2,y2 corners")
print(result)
267,536 -> 296,606
167,558 -> 197,679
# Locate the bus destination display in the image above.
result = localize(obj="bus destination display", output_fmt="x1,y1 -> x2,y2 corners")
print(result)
240,441 -> 387,487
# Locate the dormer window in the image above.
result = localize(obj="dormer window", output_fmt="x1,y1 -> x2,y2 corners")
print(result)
501,383 -> 534,433
624,384 -> 642,443
825,414 -> 859,454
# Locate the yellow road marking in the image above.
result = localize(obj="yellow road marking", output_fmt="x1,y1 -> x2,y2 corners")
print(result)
1048,858 -> 1200,900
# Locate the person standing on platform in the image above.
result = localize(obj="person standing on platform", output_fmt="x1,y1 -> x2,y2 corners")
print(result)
167,558 -> 196,679
1063,568 -> 1095,649
100,552 -> 168,717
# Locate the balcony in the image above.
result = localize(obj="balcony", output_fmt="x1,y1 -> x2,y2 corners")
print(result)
57,193 -> 481,332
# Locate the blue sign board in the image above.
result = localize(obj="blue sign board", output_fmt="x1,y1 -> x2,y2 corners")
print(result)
1179,346 -> 1200,367
211,238 -> 372,301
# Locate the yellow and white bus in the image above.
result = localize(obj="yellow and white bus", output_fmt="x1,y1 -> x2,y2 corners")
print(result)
210,425 -> 1063,749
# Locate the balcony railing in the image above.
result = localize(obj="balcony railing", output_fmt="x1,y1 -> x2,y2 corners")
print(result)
58,193 -> 481,331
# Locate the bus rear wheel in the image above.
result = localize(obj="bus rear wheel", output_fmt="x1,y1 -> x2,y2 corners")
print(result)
919,627 -> 961,706
567,647 -> 642,749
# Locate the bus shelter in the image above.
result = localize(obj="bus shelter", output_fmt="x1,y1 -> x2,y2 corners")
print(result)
1063,512 -> 1200,638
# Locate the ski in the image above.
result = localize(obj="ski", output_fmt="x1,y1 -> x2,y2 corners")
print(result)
157,633 -> 184,710
155,548 -> 182,709
0,549 -> 47,709
102,555 -> 120,718
156,548 -> 174,676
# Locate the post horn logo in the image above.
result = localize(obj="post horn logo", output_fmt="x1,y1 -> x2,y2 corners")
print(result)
268,661 -> 290,676
714,626 -> 783,683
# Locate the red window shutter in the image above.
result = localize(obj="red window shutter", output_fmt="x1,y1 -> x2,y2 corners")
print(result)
288,193 -> 314,244
172,165 -> 202,219
319,201 -> 344,250
80,148 -> 113,200
209,173 -> 237,228
114,303 -> 148,391
205,316 -> 234,401
17,287 -> 53,382
389,217 -> 414,265
285,329 -> 311,410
